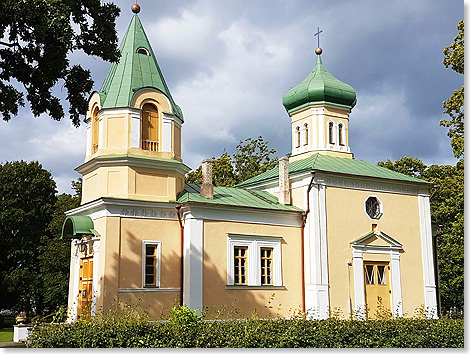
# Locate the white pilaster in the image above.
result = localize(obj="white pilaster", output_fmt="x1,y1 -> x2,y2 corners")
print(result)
352,249 -> 366,319
390,251 -> 403,317
161,114 -> 173,153
418,194 -> 438,318
318,109 -> 325,149
91,238 -> 100,316
183,211 -> 204,311
86,121 -> 92,156
98,112 -> 104,150
304,183 -> 330,319
130,110 -> 141,148
69,240 -> 80,323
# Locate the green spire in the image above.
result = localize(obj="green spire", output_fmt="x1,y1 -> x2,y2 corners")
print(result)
99,14 -> 183,120
282,54 -> 356,114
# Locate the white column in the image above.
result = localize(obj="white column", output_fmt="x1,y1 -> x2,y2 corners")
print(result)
85,121 -> 92,156
390,251 -> 403,317
352,248 -> 366,320
418,194 -> 438,318
183,211 -> 204,311
130,110 -> 141,148
91,238 -> 100,316
161,114 -> 173,153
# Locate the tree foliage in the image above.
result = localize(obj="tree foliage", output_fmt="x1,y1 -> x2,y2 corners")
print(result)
0,0 -> 121,126
441,20 -> 464,159
378,157 -> 464,314
0,161 -> 57,313
186,136 -> 278,186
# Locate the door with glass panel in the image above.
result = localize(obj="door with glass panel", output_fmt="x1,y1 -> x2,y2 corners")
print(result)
364,262 -> 391,318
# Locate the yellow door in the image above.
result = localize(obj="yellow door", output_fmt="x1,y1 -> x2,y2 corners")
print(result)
78,257 -> 93,319
364,262 -> 391,318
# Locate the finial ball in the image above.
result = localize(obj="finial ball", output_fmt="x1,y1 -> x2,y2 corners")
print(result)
131,3 -> 140,13
315,47 -> 323,55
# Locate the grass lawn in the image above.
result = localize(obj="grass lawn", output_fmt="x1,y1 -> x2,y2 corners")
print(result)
0,328 -> 13,342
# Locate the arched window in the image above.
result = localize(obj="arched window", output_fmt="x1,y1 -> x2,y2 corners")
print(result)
304,123 -> 309,145
136,47 -> 150,56
296,126 -> 301,148
338,123 -> 343,145
91,107 -> 99,154
328,122 -> 334,144
141,103 -> 159,151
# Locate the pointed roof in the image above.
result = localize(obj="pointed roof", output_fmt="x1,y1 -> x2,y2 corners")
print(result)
99,14 -> 183,120
282,54 -> 356,114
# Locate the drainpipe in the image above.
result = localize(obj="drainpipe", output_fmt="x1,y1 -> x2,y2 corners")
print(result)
176,204 -> 184,306
300,171 -> 316,314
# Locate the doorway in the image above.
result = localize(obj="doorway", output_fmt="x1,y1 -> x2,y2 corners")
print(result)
364,262 -> 391,318
78,256 -> 93,319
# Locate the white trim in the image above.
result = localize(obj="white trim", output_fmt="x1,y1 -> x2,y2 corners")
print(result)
183,211 -> 204,311
390,251 -> 403,317
98,111 -> 104,150
161,115 -> 173,153
418,195 -> 438,318
118,288 -> 180,293
69,239 -> 81,322
352,249 -> 366,319
101,107 -> 141,115
142,240 -> 162,288
226,234 -> 282,286
86,121 -> 92,157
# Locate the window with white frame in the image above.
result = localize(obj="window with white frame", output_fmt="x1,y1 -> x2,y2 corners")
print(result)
142,240 -> 161,287
227,235 -> 282,286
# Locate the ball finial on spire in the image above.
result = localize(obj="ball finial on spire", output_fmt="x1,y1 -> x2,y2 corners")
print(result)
131,3 -> 140,13
315,47 -> 323,55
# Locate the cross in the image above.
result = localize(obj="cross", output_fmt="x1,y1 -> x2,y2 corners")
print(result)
314,27 -> 323,48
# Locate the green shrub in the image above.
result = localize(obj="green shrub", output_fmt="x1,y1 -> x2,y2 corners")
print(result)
26,306 -> 464,348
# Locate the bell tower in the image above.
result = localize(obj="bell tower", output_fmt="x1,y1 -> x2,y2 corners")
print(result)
282,40 -> 357,161
78,4 -> 189,204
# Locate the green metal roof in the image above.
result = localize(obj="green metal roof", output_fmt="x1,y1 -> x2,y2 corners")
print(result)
237,154 -> 432,187
282,54 -> 356,113
177,184 -> 302,212
61,216 -> 98,240
99,14 -> 183,120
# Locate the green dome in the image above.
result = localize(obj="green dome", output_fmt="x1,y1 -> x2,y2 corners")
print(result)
283,55 -> 356,113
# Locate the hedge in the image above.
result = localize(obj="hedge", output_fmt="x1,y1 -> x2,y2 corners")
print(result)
27,306 -> 464,348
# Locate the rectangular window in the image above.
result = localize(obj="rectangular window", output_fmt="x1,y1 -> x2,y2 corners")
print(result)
260,248 -> 273,285
142,241 -> 161,288
234,246 -> 248,285
227,235 -> 282,287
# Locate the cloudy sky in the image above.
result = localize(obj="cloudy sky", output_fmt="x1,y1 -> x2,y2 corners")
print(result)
0,0 -> 463,194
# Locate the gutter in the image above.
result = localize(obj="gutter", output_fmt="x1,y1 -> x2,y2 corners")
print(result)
175,204 -> 184,306
300,171 -> 316,314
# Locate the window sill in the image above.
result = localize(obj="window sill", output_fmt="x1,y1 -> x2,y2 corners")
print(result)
118,287 -> 180,293
225,285 -> 285,290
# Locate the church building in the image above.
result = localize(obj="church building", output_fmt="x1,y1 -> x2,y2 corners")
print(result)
62,5 -> 438,321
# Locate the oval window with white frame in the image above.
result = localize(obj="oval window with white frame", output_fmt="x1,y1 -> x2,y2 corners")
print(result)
365,196 -> 383,220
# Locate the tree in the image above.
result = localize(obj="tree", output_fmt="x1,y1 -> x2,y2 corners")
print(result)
441,20 -> 464,159
39,184 -> 81,313
0,161 -> 57,313
185,137 -> 278,186
0,0 -> 121,126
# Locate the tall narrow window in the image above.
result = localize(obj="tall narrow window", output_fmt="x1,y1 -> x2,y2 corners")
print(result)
328,122 -> 334,144
296,126 -> 301,148
304,123 -> 309,145
234,246 -> 248,285
260,248 -> 273,285
144,244 -> 158,286
141,103 -> 159,151
91,107 -> 99,154
338,123 -> 343,145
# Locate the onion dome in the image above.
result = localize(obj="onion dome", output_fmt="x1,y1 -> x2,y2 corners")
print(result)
283,52 -> 356,114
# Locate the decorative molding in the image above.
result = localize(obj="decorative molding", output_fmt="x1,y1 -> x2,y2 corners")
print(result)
118,288 -> 180,293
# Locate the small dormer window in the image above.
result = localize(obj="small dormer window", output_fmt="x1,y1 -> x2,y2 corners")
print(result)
136,47 -> 150,56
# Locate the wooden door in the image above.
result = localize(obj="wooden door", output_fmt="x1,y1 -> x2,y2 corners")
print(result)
364,262 -> 391,318
78,257 -> 93,319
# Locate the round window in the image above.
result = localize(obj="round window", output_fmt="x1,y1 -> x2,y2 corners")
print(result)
365,197 -> 382,219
